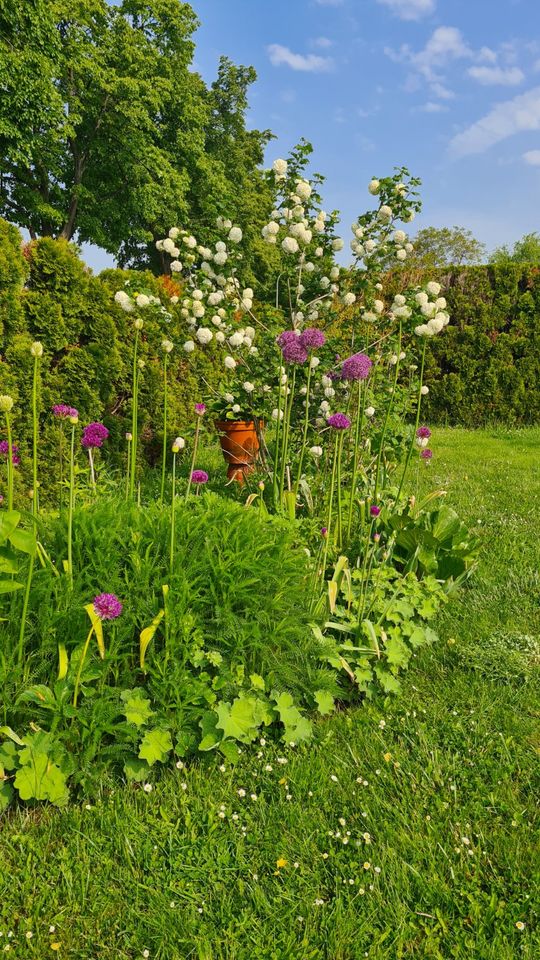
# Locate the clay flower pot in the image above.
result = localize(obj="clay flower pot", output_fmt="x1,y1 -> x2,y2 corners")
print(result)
215,419 -> 263,483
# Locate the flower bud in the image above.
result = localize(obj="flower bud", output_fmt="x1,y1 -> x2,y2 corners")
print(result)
161,339 -> 174,353
0,395 -> 14,412
172,436 -> 185,452
30,341 -> 43,358
134,318 -> 144,330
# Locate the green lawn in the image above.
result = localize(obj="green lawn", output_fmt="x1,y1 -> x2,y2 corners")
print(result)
1,428 -> 539,959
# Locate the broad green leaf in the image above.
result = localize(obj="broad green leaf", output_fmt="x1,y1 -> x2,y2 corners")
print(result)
0,546 -> 19,574
374,668 -> 401,695
215,696 -> 271,744
0,511 -> 21,543
58,643 -> 68,681
198,712 -> 221,751
14,753 -> 69,806
175,730 -> 198,758
0,781 -> 14,813
432,506 -> 462,544
314,690 -> 335,716
384,635 -> 411,669
9,527 -> 37,556
121,689 -> 154,727
0,580 -> 24,594
139,609 -> 165,671
0,726 -> 24,746
18,685 -> 57,709
0,739 -> 20,771
249,673 -> 265,691
273,692 -> 312,743
84,603 -> 105,659
123,757 -> 150,782
138,728 -> 173,766
219,740 -> 241,763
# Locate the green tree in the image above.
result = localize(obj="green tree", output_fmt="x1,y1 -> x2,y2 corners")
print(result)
409,226 -> 486,267
0,0 -> 273,270
490,232 -> 540,265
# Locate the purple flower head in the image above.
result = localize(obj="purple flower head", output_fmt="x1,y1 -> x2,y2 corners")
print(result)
300,328 -> 326,351
276,330 -> 298,349
0,441 -> 20,465
421,448 -> 433,460
282,339 -> 308,364
370,505 -> 381,517
321,527 -> 328,538
81,422 -> 109,450
341,353 -> 373,382
93,593 -> 123,620
52,404 -> 79,420
195,403 -> 206,416
191,469 -> 209,484
327,413 -> 351,430
416,425 -> 432,439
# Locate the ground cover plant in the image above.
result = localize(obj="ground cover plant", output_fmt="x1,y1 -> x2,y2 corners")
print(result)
0,428 -> 538,958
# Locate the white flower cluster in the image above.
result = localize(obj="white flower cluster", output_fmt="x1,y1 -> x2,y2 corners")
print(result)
413,282 -> 450,337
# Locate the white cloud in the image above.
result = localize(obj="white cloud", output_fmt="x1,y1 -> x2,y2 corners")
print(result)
315,0 -> 343,6
312,36 -> 333,49
468,65 -> 525,86
523,149 -> 540,166
377,0 -> 435,20
450,87 -> 540,157
267,44 -> 333,72
420,101 -> 448,113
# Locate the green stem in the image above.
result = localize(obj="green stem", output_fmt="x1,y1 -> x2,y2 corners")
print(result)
32,356 -> 39,515
125,438 -> 131,501
170,451 -> 177,576
160,356 -> 168,503
294,361 -> 313,501
73,625 -> 94,708
395,339 -> 427,504
18,554 -> 35,670
279,367 -> 296,505
336,432 -> 345,550
185,419 -> 200,500
374,322 -> 402,503
67,422 -> 76,587
59,429 -> 64,512
272,359 -> 284,504
129,331 -> 139,500
321,432 -> 339,577
5,412 -> 14,511
346,379 -> 367,542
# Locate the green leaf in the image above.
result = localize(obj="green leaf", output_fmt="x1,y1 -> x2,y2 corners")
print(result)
249,673 -> 266,691
432,506 -> 462,544
175,730 -> 198,758
273,692 -> 312,743
0,511 -> 21,543
0,780 -> 14,813
17,685 -> 57,709
123,757 -> 151,782
0,579 -> 24,594
314,689 -> 335,716
139,609 -> 165,671
198,712 -> 221,751
384,635 -> 411,669
14,753 -> 69,806
215,696 -> 271,744
0,546 -> 19,574
121,689 -> 154,727
374,668 -> 402,695
9,527 -> 37,556
138,728 -> 173,766
0,739 -> 20,771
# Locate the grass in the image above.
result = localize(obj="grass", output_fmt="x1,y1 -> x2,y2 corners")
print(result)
1,427 -> 539,959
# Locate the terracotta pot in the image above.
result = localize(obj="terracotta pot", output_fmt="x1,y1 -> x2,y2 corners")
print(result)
215,419 -> 263,483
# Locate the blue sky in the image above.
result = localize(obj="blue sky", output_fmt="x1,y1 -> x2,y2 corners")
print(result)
87,0 -> 540,270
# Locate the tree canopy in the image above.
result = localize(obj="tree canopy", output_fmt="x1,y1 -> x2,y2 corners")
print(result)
408,226 -> 486,268
0,0 -> 274,269
489,232 -> 540,266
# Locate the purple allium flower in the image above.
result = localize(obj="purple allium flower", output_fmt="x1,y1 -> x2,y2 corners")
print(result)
299,328 -> 326,350
370,505 -> 381,517
52,404 -> 79,420
282,339 -> 308,364
416,425 -> 432,439
341,353 -> 373,382
327,413 -> 351,430
374,533 -> 381,543
81,422 -> 109,449
93,593 -> 123,620
321,527 -> 328,538
0,441 -> 20,465
276,330 -> 298,348
421,448 -> 433,460
195,403 -> 206,416
191,469 -> 209,484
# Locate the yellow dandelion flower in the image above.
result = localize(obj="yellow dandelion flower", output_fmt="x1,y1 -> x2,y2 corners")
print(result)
515,922 -> 525,931
383,752 -> 392,762
276,857 -> 288,869
51,944 -> 61,952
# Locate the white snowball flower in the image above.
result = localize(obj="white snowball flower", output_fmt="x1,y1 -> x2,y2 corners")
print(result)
320,276 -> 330,289
272,408 -> 284,421
214,251 -> 228,266
114,290 -> 129,304
273,158 -> 288,178
295,179 -> 312,200
405,243 -> 414,253
374,299 -> 384,314
170,295 -> 178,304
319,400 -> 330,413
243,381 -> 254,393
321,375 -> 332,388
229,332 -> 243,348
224,393 -> 234,403
196,327 -> 213,345
378,205 -> 393,221
282,236 -> 299,255
364,239 -> 376,254
305,261 -> 315,273
161,339 -> 174,353
215,331 -> 225,343
414,324 -> 431,337
435,297 -> 447,309
368,179 -> 380,195
315,246 -> 324,257
310,356 -> 320,369
183,340 -> 195,353
135,294 -> 150,308
354,227 -> 364,239
224,356 -> 236,369
228,226 -> 243,243
394,230 -> 407,244
309,445 -> 323,458
244,325 -> 255,339
241,299 -> 253,311
396,249 -> 407,261
162,237 -> 176,254
415,291 -> 429,306
232,404 -> 241,414
170,260 -> 182,273
192,302 -> 205,319
421,385 -> 429,395
208,291 -> 223,306
332,238 -> 344,251
192,289 -> 204,301
393,294 -> 406,306
324,386 -> 335,398
343,292 -> 356,306
395,182 -> 407,195
330,266 -> 340,281
185,235 -> 197,248
365,406 -> 375,417
168,227 -> 180,239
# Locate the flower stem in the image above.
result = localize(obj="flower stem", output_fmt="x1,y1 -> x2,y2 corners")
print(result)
31,355 -> 39,515
73,624 -> 94,708
374,321 -> 402,503
321,432 -> 339,576
67,422 -> 76,587
395,339 -> 427,504
279,366 -> 296,506
185,419 -> 200,500
88,449 -> 96,488
336,432 -> 345,550
170,451 -> 177,576
5,412 -> 13,511
125,437 -> 131,501
18,553 -> 35,671
346,379 -> 367,542
160,355 -> 168,504
294,361 -> 312,501
129,331 -> 139,500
